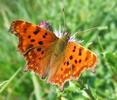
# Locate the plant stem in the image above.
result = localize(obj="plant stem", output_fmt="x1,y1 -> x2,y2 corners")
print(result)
32,73 -> 42,100
0,67 -> 22,93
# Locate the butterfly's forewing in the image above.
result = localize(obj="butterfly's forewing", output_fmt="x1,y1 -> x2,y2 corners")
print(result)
10,20 -> 58,77
48,42 -> 97,89
10,20 -> 58,53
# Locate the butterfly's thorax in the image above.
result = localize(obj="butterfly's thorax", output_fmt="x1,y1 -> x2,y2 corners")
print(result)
52,33 -> 70,56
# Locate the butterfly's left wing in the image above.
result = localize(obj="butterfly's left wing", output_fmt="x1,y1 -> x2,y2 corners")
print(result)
48,42 -> 97,89
10,20 -> 58,78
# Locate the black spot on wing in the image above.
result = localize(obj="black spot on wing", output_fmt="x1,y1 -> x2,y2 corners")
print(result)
28,35 -> 31,39
33,28 -> 40,35
41,51 -> 44,54
79,59 -> 81,63
43,35 -> 46,38
69,55 -> 73,60
45,32 -> 47,35
79,48 -> 82,56
37,48 -> 41,52
72,64 -> 75,70
72,46 -> 76,52
30,39 -> 35,42
38,41 -> 43,45
66,61 -> 69,66
74,59 -> 78,64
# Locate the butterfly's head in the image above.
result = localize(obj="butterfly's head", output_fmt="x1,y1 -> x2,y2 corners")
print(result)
63,32 -> 71,41
39,21 -> 53,32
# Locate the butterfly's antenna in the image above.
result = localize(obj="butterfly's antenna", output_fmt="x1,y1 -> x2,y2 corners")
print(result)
61,0 -> 65,28
71,26 -> 108,38
61,0 -> 68,34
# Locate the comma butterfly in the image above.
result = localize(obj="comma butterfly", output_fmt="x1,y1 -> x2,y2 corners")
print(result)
10,20 -> 97,90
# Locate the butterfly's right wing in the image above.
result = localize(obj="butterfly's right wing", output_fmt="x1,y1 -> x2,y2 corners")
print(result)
48,42 -> 97,90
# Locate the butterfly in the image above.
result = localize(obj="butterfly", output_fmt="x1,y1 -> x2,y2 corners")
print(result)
10,20 -> 97,90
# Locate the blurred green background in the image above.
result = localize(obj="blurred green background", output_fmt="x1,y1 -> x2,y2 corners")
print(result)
0,0 -> 117,100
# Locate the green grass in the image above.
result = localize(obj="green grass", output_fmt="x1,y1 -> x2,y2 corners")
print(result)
0,0 -> 117,100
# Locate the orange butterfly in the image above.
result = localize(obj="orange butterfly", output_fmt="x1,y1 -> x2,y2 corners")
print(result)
10,20 -> 97,90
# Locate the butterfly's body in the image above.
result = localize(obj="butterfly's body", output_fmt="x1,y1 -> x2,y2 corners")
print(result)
51,33 -> 69,57
10,20 -> 97,90
43,33 -> 70,79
